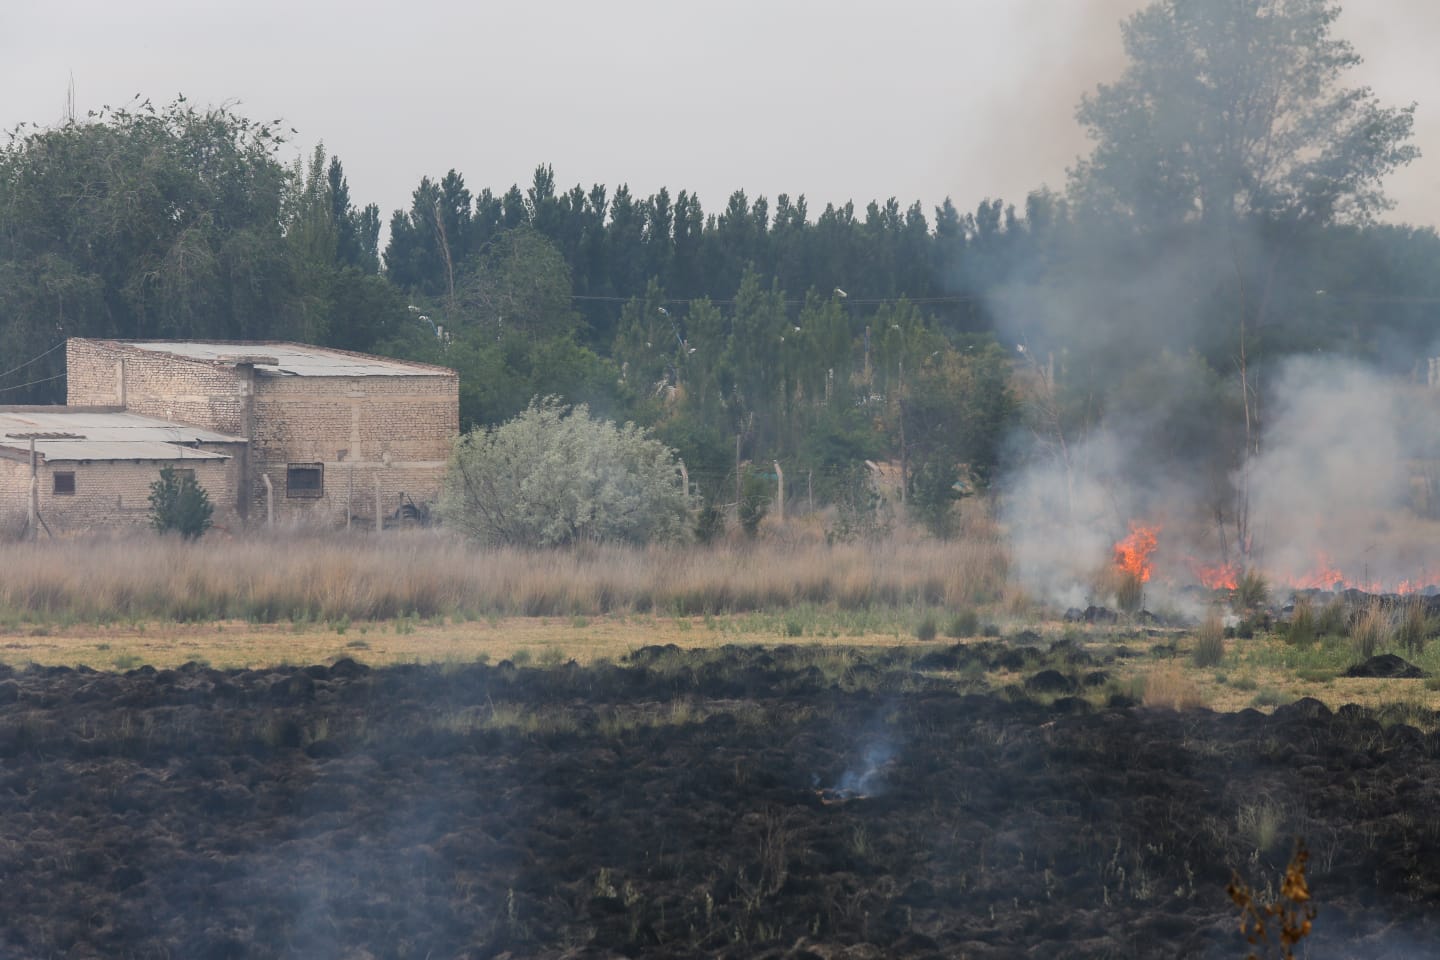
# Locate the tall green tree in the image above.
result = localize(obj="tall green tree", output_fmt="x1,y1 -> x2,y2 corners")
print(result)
1071,0 -> 1419,230
457,226 -> 577,342
328,157 -> 381,274
0,97 -> 295,398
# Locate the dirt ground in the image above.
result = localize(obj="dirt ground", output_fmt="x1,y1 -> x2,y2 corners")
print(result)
6,615 -> 1436,717
0,616 -> 904,671
3,639 -> 1439,959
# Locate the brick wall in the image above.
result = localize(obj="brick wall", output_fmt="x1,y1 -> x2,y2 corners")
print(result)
251,373 -> 458,525
0,455 -> 240,535
67,340 -> 248,434
0,460 -> 27,534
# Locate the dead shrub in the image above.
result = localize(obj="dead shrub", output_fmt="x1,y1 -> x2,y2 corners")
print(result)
0,528 -> 1013,623
1285,597 -> 1316,647
1350,601 -> 1389,661
1394,599 -> 1434,657
1115,571 -> 1144,614
1142,667 -> 1209,711
1191,613 -> 1225,668
1315,597 -> 1348,637
1233,570 -> 1269,612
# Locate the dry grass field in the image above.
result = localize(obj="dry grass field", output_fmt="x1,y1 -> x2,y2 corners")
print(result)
0,528 -> 1008,623
7,530 -> 1440,957
5,527 -> 1440,718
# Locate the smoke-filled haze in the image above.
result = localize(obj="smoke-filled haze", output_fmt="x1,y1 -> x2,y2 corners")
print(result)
2,0 -> 1435,228
1004,351 -> 1440,610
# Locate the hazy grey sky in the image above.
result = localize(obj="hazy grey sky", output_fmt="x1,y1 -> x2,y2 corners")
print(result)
4,1 -> 1436,228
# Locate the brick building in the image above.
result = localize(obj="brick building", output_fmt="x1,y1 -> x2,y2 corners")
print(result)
0,408 -> 246,535
0,339 -> 458,535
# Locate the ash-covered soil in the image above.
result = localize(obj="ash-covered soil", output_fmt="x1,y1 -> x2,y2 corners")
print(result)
2,641 -> 1438,959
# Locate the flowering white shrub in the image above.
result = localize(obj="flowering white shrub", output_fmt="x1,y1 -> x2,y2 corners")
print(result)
440,397 -> 693,547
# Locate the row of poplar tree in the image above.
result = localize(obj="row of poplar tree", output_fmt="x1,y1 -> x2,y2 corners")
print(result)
3,0 -> 1438,530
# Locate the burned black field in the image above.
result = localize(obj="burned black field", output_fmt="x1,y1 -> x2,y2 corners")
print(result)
3,642 -> 1439,959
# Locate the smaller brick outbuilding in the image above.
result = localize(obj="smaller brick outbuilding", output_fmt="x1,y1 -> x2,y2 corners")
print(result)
0,408 -> 246,536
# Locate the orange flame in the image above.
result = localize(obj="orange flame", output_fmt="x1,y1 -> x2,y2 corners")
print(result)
1188,559 -> 1240,591
1114,523 -> 1160,583
1289,553 -> 1345,592
1279,553 -> 1439,595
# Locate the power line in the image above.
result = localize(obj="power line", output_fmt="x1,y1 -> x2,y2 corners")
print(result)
0,371 -> 66,395
571,294 -> 985,307
0,341 -> 65,382
572,291 -> 1440,308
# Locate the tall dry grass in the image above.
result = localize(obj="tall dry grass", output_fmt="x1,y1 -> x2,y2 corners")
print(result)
1142,666 -> 1209,711
0,529 -> 1010,623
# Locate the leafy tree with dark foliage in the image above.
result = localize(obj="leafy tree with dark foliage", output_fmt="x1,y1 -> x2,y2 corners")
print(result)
1071,0 -> 1417,230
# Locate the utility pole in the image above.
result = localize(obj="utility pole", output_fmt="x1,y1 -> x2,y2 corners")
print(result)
27,437 -> 37,542
6,432 -> 78,541
898,357 -> 907,506
735,433 -> 743,506
261,474 -> 274,528
374,474 -> 383,533
773,461 -> 785,525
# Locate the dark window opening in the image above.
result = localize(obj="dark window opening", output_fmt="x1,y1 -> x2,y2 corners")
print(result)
287,464 -> 324,499
173,468 -> 196,484
53,472 -> 76,495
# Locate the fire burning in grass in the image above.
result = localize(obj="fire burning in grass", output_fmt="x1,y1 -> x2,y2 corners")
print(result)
1112,523 -> 1159,583
1118,526 -> 1440,599
1182,557 -> 1240,591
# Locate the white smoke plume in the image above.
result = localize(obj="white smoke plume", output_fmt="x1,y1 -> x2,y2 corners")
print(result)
1002,351 -> 1440,607
1246,356 -> 1435,590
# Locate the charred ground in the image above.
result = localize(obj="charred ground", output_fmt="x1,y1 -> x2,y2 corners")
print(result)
2,640 -> 1438,959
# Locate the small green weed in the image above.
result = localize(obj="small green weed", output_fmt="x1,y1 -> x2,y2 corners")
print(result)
945,609 -> 979,638
1250,687 -> 1288,708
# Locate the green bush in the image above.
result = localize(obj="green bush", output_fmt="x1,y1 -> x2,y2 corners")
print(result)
694,501 -> 726,544
914,614 -> 938,642
737,471 -> 770,538
945,609 -> 980,638
907,459 -> 966,539
148,466 -> 213,540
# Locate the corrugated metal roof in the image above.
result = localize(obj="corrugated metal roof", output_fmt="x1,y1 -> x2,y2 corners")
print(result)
0,410 -> 243,462
38,442 -> 231,462
0,410 -> 243,444
122,341 -> 451,377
